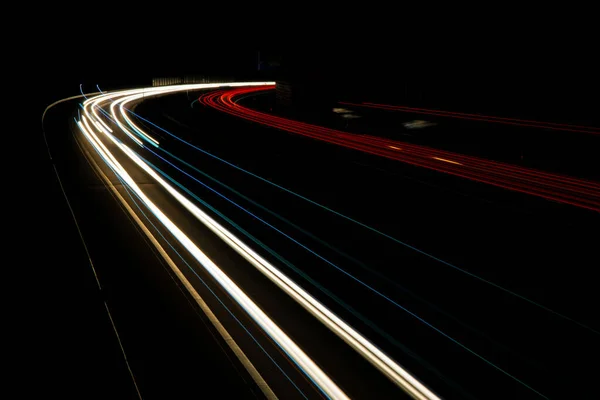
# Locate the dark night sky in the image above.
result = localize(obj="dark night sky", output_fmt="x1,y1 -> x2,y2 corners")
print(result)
26,9 -> 598,123
37,46 -> 260,100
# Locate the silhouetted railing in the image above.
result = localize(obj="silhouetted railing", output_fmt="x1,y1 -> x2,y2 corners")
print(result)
152,76 -> 235,87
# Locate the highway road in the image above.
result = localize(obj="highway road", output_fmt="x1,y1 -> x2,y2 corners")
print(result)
42,83 -> 599,399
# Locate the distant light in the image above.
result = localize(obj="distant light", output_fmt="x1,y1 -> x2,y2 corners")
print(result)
332,107 -> 353,114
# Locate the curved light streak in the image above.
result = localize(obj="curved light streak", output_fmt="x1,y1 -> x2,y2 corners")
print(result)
77,95 -> 349,400
202,86 -> 600,213
78,82 -> 442,400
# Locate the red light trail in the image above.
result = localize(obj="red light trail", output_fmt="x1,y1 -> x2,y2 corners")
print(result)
199,86 -> 600,212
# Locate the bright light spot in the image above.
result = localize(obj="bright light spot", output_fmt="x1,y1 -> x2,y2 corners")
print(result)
332,107 -> 353,114
432,157 -> 462,165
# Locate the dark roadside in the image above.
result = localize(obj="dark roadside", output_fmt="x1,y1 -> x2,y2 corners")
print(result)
16,94 -> 140,398
16,88 -> 261,399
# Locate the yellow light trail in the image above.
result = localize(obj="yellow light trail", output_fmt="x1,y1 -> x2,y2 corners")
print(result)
432,157 -> 462,165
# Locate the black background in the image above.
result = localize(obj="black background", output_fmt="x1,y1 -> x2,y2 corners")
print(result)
10,10 -> 599,398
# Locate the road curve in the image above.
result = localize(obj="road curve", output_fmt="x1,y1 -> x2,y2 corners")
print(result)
74,82 -> 440,400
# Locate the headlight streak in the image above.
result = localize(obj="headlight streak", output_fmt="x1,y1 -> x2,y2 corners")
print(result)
109,97 -> 145,147
147,133 -> 543,391
129,133 -> 544,398
79,136 -> 302,400
135,145 -> 490,399
87,83 -> 596,398
119,127 -> 438,400
92,105 -> 114,133
84,82 -> 276,149
133,132 -> 530,397
77,83 -> 452,400
76,104 -> 348,400
81,81 -> 599,399
86,95 -> 481,398
110,88 -> 454,399
119,97 -> 160,147
114,86 -> 560,398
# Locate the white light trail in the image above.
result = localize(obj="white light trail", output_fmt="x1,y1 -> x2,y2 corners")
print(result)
79,82 -> 439,400
92,105 -> 113,133
77,103 -> 348,400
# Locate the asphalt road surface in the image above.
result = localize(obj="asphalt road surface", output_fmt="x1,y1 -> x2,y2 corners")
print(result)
39,83 -> 599,399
